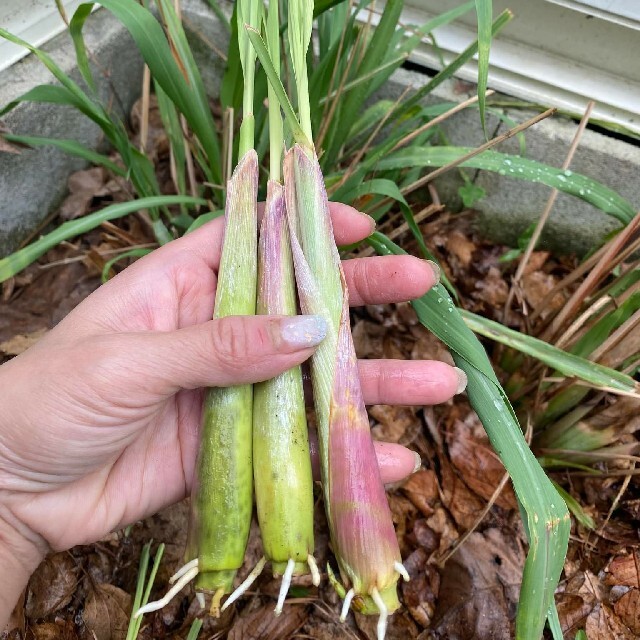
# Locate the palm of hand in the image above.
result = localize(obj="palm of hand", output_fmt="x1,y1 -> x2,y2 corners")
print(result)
3,235 -> 219,549
0,204 -> 453,553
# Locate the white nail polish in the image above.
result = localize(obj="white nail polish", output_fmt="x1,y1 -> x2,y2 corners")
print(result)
280,315 -> 327,349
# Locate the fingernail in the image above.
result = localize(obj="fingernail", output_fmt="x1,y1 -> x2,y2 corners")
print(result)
412,451 -> 422,474
454,367 -> 467,394
280,315 -> 327,349
425,260 -> 441,285
358,210 -> 376,232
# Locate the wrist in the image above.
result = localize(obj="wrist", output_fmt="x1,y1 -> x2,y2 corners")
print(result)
0,497 -> 47,628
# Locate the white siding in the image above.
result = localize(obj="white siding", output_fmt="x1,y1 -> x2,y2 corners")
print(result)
0,1 -> 87,72
398,0 -> 640,134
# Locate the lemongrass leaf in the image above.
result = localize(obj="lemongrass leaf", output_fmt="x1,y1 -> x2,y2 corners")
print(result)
245,26 -> 310,147
378,146 -> 635,222
69,4 -> 96,92
474,0 -> 492,136
368,231 -> 570,639
2,134 -> 126,176
552,482 -> 596,529
0,196 -> 205,283
0,28 -> 109,126
461,309 -> 638,395
79,0 -> 221,186
390,10 -> 512,125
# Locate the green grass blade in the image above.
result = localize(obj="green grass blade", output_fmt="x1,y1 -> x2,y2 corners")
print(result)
368,231 -> 570,640
461,309 -> 639,395
186,619 -> 203,640
2,134 -> 126,176
185,210 -> 225,233
378,146 -> 635,223
81,0 -> 221,186
125,543 -> 151,640
69,4 -> 97,92
0,196 -> 205,283
474,0 -> 492,136
101,248 -> 154,283
0,84 -> 110,129
552,482 -> 595,530
390,10 -> 512,125
0,27 -> 109,126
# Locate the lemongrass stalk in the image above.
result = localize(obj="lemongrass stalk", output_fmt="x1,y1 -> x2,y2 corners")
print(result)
186,0 -> 261,608
229,0 -> 317,615
250,3 -> 405,632
253,179 -> 317,598
138,0 -> 261,619
284,147 -> 403,622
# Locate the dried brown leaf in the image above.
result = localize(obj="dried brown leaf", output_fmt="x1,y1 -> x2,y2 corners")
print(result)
556,593 -> 594,637
429,529 -> 523,639
401,548 -> 440,627
614,588 -> 640,635
446,230 -> 475,269
26,554 -> 78,619
227,603 -> 306,640
402,469 -> 439,518
439,455 -> 487,530
30,621 -> 78,640
606,552 -> 640,588
370,405 -> 419,444
585,603 -> 636,639
82,583 -> 131,640
447,419 -> 517,510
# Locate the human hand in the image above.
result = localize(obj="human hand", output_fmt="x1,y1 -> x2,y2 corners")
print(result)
0,203 -> 464,621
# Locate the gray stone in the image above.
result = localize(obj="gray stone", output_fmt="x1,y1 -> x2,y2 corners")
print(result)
0,8 -> 144,257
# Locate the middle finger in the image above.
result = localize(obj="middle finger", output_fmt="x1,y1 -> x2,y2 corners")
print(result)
342,255 -> 439,307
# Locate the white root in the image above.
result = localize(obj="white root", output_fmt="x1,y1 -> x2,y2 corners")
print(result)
307,554 -> 321,587
339,588 -> 355,622
371,587 -> 388,640
220,556 -> 267,612
394,561 -> 410,582
275,558 -> 296,616
134,566 -> 199,618
169,558 -> 199,584
196,592 -> 206,610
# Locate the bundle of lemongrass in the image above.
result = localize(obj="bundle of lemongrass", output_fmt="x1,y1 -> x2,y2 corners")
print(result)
137,0 -> 406,635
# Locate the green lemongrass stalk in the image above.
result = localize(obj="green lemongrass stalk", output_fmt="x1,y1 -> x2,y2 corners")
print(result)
221,2 -> 318,616
136,0 -> 261,619
248,6 -> 406,638
186,0 -> 260,608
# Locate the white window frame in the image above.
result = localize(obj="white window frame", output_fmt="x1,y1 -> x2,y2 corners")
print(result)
0,1 -> 88,72
378,0 -> 640,135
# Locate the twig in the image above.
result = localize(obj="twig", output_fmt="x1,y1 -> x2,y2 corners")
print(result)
390,90 -> 494,154
436,421 -> 533,566
354,203 -> 444,258
140,66 -> 151,153
368,108 -> 557,216
503,101 -> 595,324
541,211 -> 640,342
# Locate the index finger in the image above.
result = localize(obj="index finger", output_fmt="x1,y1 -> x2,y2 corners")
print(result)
153,201 -> 375,273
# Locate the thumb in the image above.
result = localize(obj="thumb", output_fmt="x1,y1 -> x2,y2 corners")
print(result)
118,314 -> 327,394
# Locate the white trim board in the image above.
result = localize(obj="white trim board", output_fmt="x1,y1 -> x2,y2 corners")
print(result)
0,1 -> 88,73
388,0 -> 640,135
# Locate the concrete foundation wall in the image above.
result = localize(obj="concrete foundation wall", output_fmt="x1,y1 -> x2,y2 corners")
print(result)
0,0 -> 638,258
